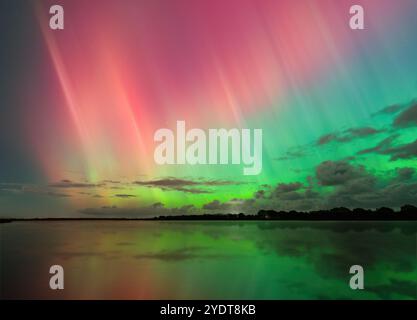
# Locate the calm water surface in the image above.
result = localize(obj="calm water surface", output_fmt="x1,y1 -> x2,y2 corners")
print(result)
1,221 -> 416,299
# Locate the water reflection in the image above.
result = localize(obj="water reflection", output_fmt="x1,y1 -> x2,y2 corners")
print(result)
1,221 -> 416,299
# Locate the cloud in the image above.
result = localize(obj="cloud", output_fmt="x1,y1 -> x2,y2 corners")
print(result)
358,136 -> 417,160
43,191 -> 72,198
102,180 -> 121,184
317,133 -> 338,145
0,183 -> 72,198
275,150 -> 305,161
357,135 -> 398,155
209,177 -> 322,213
254,189 -> 266,199
395,167 -> 415,181
114,194 -> 136,198
383,139 -> 417,160
134,178 -> 242,194
134,178 -> 208,194
254,182 -> 307,199
78,191 -> 103,198
347,127 -> 381,137
393,101 -> 417,127
372,104 -> 404,116
316,160 -> 417,209
49,180 -> 101,188
378,182 -> 417,207
79,202 -> 197,218
313,160 -> 390,209
0,183 -> 25,193
200,197 -> 251,212
1,179 -> 106,198
270,180 -> 320,210
328,180 -> 417,209
317,127 -> 381,145
170,204 -> 195,215
274,182 -> 303,193
315,160 -> 368,186
203,200 -> 230,211
151,202 -> 164,209
135,178 -> 197,187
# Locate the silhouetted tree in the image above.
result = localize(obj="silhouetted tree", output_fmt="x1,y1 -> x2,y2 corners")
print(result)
400,204 -> 417,213
376,207 -> 394,214
330,207 -> 351,214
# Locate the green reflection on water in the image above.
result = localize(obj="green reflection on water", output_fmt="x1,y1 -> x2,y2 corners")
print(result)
1,221 -> 416,299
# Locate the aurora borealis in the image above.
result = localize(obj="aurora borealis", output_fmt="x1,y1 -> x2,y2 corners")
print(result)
1,0 -> 417,218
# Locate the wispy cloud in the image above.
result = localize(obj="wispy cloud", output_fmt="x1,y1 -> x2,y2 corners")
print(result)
114,194 -> 136,198
358,135 -> 417,161
393,101 -> 417,127
48,180 -> 102,188
79,202 -> 197,218
134,178 -> 243,194
317,127 -> 382,145
372,104 -> 405,117
274,150 -> 305,161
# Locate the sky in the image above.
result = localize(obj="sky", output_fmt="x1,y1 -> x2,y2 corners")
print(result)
0,0 -> 416,218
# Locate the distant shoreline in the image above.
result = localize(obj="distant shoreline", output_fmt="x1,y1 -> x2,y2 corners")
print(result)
1,205 -> 416,223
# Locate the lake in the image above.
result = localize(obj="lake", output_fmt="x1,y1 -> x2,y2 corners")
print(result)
1,221 -> 416,299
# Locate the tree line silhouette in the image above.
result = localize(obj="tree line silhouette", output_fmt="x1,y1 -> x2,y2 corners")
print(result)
1,205 -> 416,223
153,205 -> 417,221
